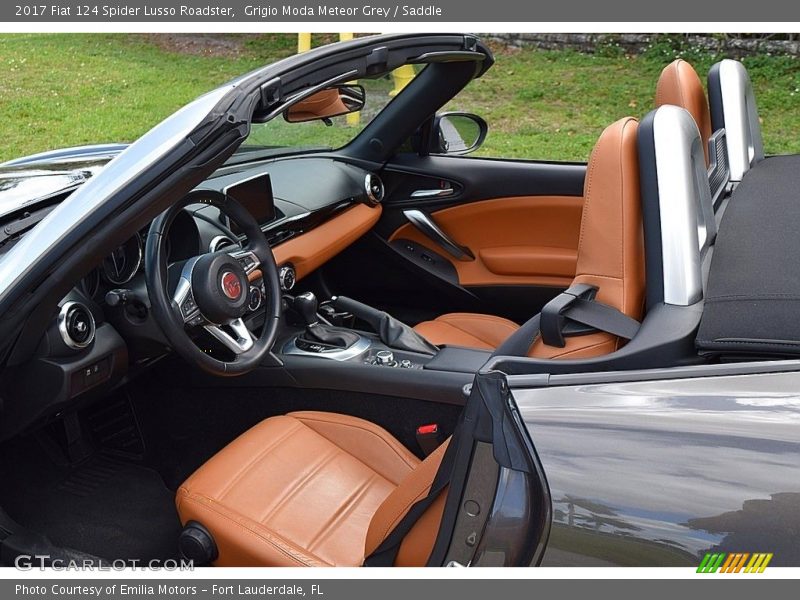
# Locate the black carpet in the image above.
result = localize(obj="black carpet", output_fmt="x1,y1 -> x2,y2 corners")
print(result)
0,436 -> 181,561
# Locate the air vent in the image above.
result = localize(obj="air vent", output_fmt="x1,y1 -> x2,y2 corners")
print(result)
209,235 -> 235,253
58,301 -> 96,350
364,173 -> 385,205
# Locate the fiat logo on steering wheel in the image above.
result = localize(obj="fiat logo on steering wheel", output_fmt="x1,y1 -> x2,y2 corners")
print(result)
221,271 -> 242,301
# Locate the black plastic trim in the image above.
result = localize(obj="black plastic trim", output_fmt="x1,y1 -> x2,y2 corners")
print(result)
638,110 -> 665,311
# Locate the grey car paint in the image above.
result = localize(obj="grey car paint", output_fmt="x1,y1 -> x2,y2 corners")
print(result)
514,370 -> 800,566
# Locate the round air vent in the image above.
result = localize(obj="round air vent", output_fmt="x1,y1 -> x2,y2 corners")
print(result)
58,301 -> 96,350
364,173 -> 385,205
209,235 -> 235,253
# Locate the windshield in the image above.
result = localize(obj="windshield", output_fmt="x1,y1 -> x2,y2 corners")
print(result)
236,68 -> 419,155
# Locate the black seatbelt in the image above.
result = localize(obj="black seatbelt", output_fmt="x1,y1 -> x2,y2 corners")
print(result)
552,297 -> 640,343
494,283 -> 640,357
363,437 -> 458,566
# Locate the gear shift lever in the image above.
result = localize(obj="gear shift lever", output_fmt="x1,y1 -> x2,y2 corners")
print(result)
293,292 -> 319,326
293,292 -> 360,350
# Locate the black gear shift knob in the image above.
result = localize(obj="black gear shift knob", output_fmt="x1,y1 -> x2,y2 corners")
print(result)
293,292 -> 319,326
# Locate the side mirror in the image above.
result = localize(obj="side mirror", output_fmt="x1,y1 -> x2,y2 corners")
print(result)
283,84 -> 365,123
431,112 -> 488,155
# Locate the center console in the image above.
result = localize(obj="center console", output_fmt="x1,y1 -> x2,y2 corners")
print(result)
280,292 -> 434,371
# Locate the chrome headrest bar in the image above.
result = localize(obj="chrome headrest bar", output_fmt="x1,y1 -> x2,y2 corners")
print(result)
640,105 -> 715,307
708,59 -> 764,182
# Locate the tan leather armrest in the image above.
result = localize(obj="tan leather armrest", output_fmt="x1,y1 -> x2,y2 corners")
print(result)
479,246 -> 577,278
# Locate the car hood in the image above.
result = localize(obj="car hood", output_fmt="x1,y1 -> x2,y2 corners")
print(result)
0,145 -> 125,219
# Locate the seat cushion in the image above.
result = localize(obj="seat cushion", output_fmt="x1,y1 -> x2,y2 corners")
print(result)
413,313 -> 520,351
176,411 -> 420,567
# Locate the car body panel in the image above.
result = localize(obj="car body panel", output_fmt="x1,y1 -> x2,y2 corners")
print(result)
514,370 -> 800,566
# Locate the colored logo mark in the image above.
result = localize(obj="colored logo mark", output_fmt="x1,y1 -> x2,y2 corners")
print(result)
697,552 -> 773,573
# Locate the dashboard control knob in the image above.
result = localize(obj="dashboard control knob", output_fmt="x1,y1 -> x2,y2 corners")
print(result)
248,287 -> 263,312
279,265 -> 296,291
104,288 -> 130,307
375,350 -> 395,366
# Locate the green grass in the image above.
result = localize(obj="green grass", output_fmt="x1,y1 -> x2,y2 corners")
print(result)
1,33 -> 800,163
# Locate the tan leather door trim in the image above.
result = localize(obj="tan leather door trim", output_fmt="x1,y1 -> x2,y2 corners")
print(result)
273,203 -> 382,281
389,195 -> 582,287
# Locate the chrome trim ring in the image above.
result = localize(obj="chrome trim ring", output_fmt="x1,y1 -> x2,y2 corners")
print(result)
281,333 -> 371,361
209,235 -> 234,253
364,173 -> 384,205
57,301 -> 96,350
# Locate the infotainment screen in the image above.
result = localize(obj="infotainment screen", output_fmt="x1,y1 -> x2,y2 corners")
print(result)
223,172 -> 276,234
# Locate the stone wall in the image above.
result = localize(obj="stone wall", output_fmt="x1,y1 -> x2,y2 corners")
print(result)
482,33 -> 800,57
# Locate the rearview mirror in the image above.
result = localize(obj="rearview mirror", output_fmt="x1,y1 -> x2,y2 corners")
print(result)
283,84 -> 366,123
431,112 -> 488,155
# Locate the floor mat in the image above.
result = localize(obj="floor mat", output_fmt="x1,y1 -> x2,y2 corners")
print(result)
0,436 -> 181,561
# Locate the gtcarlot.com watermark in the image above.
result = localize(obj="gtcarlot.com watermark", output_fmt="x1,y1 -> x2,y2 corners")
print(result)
14,555 -> 194,571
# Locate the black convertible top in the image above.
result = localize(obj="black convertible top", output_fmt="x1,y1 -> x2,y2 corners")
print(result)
696,154 -> 800,359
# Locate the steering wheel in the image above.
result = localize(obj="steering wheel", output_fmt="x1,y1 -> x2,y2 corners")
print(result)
145,191 -> 281,376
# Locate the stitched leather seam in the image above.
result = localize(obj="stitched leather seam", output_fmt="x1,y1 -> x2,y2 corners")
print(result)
257,445 -> 340,525
178,491 -> 326,567
307,472 -> 379,555
215,421 -> 301,501
548,338 -> 616,359
293,414 -> 419,473
377,483 -> 433,545
432,323 -> 496,348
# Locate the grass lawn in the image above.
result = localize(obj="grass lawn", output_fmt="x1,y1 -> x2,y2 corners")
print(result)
1,33 -> 799,163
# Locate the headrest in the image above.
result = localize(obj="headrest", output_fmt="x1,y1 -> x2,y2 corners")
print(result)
708,59 -> 764,181
655,59 -> 713,167
638,105 -> 715,309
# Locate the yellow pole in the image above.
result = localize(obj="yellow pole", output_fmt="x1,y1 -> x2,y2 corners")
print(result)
297,33 -> 311,53
390,65 -> 416,97
339,33 -> 360,126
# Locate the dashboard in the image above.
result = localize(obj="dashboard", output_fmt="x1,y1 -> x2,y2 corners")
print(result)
0,155 -> 385,439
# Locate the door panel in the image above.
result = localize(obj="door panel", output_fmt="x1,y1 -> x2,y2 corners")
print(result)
388,195 -> 583,288
321,154 -> 586,324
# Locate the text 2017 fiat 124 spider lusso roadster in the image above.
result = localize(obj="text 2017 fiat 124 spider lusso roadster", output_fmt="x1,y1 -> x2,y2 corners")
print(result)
0,34 -> 798,568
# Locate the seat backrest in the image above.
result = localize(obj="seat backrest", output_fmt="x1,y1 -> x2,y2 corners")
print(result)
655,59 -> 713,166
708,59 -> 764,182
364,439 -> 448,566
529,117 -> 645,359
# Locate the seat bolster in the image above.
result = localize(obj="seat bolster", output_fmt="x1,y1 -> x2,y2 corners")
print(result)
413,313 -> 520,350
364,440 -> 449,566
288,411 -> 420,486
176,487 -> 328,567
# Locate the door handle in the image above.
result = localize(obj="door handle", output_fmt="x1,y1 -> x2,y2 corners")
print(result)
402,209 -> 475,261
410,188 -> 455,199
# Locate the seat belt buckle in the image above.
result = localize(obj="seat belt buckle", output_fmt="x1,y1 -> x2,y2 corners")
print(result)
416,424 -> 443,456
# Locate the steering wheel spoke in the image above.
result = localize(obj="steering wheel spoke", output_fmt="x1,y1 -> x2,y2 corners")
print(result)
229,249 -> 260,276
172,261 -> 206,327
204,319 -> 255,355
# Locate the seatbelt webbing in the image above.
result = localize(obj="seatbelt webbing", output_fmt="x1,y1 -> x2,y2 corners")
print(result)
561,298 -> 641,341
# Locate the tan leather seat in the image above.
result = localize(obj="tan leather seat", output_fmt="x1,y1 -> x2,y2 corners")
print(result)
414,117 -> 645,359
176,411 -> 447,566
655,59 -> 712,165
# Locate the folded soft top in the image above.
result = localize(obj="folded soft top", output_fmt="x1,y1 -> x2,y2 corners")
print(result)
697,154 -> 800,359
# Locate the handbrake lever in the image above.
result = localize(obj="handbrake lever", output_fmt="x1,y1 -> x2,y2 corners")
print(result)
331,296 -> 438,355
